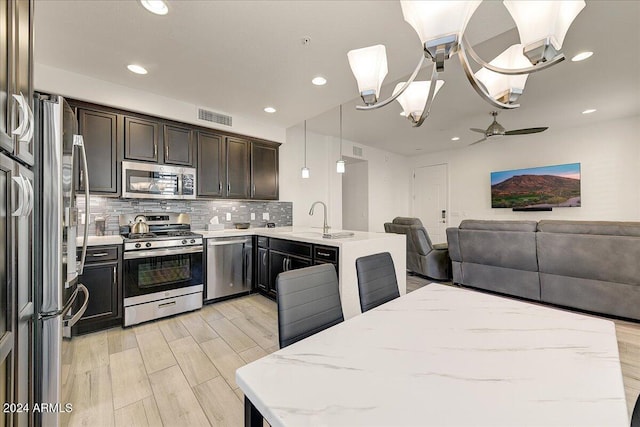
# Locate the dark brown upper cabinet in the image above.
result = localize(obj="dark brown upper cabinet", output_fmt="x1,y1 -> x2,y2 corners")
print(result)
124,116 -> 161,162
124,116 -> 160,163
251,141 -> 279,200
226,137 -> 250,199
197,131 -> 225,197
77,108 -> 120,194
163,124 -> 194,166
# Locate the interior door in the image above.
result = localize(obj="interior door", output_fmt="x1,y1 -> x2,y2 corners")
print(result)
413,164 -> 448,244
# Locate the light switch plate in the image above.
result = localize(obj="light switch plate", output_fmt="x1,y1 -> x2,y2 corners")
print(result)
251,213 -> 256,220
263,212 -> 269,220
226,213 -> 232,221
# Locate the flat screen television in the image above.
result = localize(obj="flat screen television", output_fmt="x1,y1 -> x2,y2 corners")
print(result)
491,163 -> 581,209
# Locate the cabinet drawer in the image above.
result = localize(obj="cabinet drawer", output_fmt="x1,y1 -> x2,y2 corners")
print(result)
79,247 -> 119,262
314,245 -> 338,263
257,237 -> 269,248
270,238 -> 312,258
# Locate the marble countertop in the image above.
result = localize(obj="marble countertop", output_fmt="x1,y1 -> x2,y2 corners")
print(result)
195,227 -> 401,247
76,235 -> 123,247
236,284 -> 628,426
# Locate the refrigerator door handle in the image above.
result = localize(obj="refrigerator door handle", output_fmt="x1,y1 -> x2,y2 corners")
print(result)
11,93 -> 28,139
39,285 -> 79,320
20,100 -> 34,143
74,135 -> 90,275
11,174 -> 27,216
63,284 -> 89,328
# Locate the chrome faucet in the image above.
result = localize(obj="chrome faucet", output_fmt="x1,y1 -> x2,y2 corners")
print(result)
309,201 -> 330,235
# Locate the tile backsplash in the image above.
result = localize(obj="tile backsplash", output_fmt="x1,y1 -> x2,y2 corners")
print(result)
76,196 -> 293,236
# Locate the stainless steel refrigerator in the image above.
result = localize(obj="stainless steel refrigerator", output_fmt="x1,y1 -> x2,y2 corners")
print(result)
35,95 -> 90,426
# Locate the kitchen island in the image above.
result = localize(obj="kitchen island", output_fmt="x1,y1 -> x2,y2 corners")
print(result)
198,227 -> 406,319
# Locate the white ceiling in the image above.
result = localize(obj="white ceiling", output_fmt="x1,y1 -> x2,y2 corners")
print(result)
34,1 -> 640,156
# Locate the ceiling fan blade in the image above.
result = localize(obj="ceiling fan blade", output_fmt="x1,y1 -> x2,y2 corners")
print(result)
469,137 -> 487,146
504,127 -> 548,135
470,128 -> 486,134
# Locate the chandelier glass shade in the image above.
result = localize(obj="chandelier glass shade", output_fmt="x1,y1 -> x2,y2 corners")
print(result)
347,0 -> 586,127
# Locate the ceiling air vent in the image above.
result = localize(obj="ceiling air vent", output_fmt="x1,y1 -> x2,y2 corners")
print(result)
198,108 -> 232,127
352,145 -> 363,157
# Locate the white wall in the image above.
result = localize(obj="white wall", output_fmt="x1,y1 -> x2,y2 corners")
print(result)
35,63 -> 286,143
411,116 -> 640,226
280,125 -> 411,232
342,160 -> 369,231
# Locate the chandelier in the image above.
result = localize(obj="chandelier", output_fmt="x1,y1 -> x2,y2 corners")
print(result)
347,1 -> 586,127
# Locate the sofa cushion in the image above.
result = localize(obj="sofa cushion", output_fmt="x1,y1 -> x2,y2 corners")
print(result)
460,219 -> 538,232
537,220 -> 640,237
459,229 -> 539,271
537,232 -> 640,286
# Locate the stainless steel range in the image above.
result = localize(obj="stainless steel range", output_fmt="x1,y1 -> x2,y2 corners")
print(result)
119,213 -> 203,326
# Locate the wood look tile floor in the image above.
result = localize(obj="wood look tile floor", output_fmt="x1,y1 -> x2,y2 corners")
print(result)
63,275 -> 640,426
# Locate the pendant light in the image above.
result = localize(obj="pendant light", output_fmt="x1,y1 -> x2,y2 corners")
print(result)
336,105 -> 345,174
301,120 -> 310,179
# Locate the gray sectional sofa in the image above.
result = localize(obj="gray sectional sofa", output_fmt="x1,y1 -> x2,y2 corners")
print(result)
447,219 -> 640,321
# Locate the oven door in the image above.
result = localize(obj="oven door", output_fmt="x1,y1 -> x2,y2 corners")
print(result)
123,246 -> 203,299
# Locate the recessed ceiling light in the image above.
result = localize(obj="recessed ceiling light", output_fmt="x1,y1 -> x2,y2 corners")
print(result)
127,64 -> 148,75
264,107 -> 276,113
140,0 -> 168,15
451,136 -> 460,141
582,108 -> 597,114
311,76 -> 327,86
571,51 -> 593,62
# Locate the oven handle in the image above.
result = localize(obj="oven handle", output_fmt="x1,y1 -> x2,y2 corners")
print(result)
123,245 -> 203,260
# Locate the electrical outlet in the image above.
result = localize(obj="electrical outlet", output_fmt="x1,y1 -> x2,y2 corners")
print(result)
226,212 -> 231,221
262,212 -> 269,221
251,213 -> 256,220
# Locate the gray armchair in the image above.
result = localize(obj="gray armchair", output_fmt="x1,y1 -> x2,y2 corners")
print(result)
384,217 -> 451,280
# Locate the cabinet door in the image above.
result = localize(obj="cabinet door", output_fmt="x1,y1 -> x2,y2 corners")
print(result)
77,108 -> 119,194
164,124 -> 193,166
124,116 -> 160,162
269,251 -> 287,295
226,137 -> 250,198
11,0 -> 33,165
197,131 -> 224,197
76,262 -> 120,323
256,247 -> 269,292
251,142 -> 278,200
0,0 -> 12,153
288,255 -> 312,271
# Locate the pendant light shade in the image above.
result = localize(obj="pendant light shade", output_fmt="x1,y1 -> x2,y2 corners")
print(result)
301,120 -> 310,179
336,104 -> 345,174
393,80 -> 444,120
400,0 -> 481,44
347,45 -> 388,104
475,44 -> 530,102
503,0 -> 585,50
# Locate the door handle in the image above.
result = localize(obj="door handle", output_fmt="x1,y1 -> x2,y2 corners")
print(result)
219,181 -> 222,193
165,145 -> 169,160
153,143 -> 158,159
286,258 -> 292,271
11,93 -> 28,140
158,300 -> 176,308
11,174 -> 27,217
63,284 -> 89,328
441,209 -> 446,223
282,257 -> 287,271
262,252 -> 267,266
227,183 -> 231,194
113,266 -> 117,287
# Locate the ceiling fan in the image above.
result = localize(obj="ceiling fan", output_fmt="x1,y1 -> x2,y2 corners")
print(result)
470,111 -> 548,145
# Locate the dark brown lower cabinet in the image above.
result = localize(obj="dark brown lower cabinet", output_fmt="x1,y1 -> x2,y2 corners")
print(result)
72,245 -> 122,335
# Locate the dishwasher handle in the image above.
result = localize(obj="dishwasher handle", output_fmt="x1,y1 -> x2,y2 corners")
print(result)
207,238 -> 251,246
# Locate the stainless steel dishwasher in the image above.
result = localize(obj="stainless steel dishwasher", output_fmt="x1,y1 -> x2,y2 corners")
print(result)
206,236 -> 252,301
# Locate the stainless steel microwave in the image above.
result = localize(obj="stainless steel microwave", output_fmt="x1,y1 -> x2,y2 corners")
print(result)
122,161 -> 196,200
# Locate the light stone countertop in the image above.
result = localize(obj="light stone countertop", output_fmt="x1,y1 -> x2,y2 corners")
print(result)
76,235 -> 123,247
195,227 -> 395,248
236,284 -> 629,427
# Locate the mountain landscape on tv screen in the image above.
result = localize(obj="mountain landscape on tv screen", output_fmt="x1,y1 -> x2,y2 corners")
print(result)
491,174 -> 581,208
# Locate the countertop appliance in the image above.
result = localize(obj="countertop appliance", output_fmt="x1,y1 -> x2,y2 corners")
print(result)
206,236 -> 252,301
37,95 -> 91,426
121,160 -> 196,200
119,213 -> 203,326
